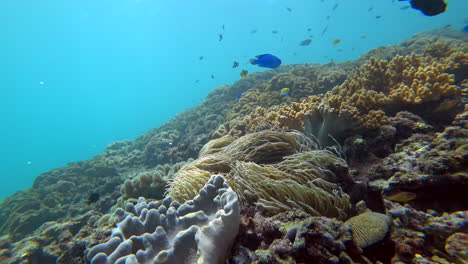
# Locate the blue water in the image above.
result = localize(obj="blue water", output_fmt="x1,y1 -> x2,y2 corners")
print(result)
0,0 -> 466,199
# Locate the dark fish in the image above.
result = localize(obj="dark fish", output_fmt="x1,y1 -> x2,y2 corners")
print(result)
332,3 -> 339,10
232,61 -> 239,68
250,29 -> 257,34
375,15 -> 382,19
399,0 -> 447,16
87,192 -> 100,205
195,80 -> 200,83
326,15 -> 331,20
307,28 -> 312,32
222,24 -> 225,30
320,26 -> 329,36
239,70 -> 248,78
199,56 -> 204,60
368,7 -> 373,12
250,54 -> 281,68
236,92 -> 243,98
219,34 -> 223,41
299,39 -> 312,46
272,29 -> 279,34
286,7 -> 292,12
211,74 -> 214,79
400,5 -> 410,10
463,25 -> 468,32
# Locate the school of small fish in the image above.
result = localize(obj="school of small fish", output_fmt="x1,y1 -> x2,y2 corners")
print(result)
193,0 -> 449,85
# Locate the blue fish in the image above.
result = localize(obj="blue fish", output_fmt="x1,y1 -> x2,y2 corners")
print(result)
236,92 -> 243,99
463,25 -> 468,32
249,54 -> 281,68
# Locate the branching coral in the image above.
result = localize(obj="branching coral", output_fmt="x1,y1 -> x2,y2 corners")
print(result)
243,49 -> 466,145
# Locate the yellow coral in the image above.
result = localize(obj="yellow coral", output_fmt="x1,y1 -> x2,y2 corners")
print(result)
243,50 -> 465,136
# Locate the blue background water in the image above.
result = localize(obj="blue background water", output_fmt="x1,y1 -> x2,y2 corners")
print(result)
0,0 -> 466,199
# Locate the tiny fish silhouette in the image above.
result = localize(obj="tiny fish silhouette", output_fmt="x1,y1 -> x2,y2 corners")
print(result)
320,26 -> 329,36
299,39 -> 312,46
332,39 -> 341,45
219,34 -> 223,41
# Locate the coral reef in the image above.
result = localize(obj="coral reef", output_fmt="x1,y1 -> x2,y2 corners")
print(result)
0,28 -> 466,264
121,160 -> 191,200
387,201 -> 468,263
87,175 -> 240,264
243,48 -> 466,145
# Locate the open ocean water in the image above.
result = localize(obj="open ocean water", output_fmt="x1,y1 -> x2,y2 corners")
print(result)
0,0 -> 467,263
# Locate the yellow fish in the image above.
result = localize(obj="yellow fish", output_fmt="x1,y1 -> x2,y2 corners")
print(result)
280,88 -> 290,96
240,69 -> 248,78
332,38 -> 341,45
383,191 -> 416,202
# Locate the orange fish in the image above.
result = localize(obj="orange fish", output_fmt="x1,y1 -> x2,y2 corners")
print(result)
332,38 -> 341,45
